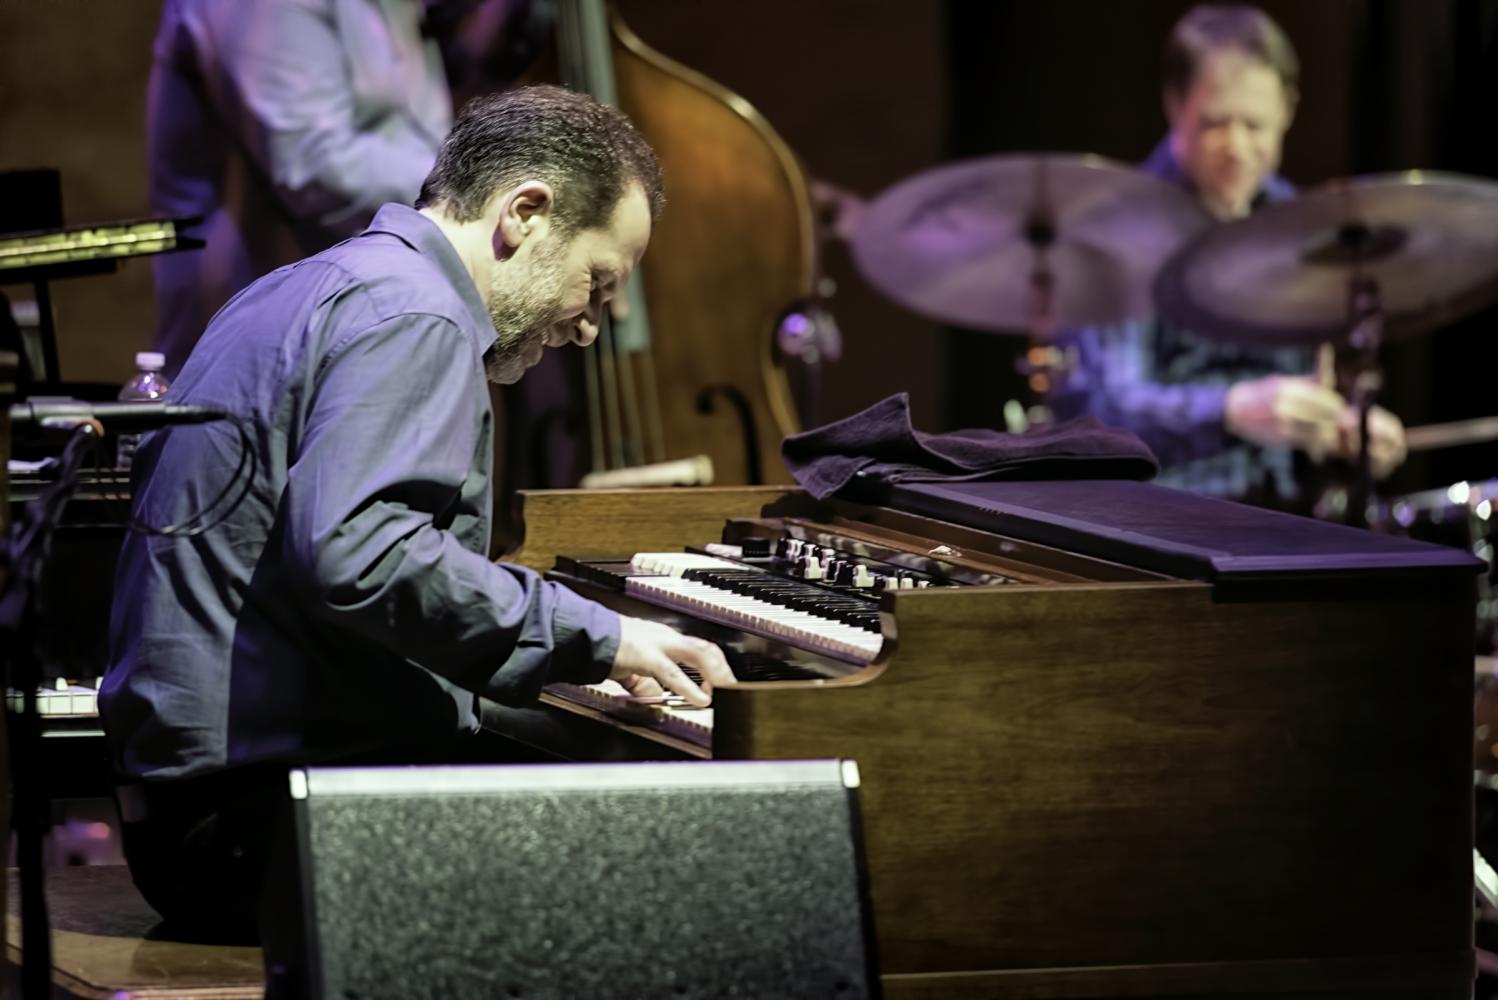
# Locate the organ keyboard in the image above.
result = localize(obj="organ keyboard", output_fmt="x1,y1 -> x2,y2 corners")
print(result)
622,551 -> 884,662
545,680 -> 715,747
5,678 -> 100,720
488,480 -> 1482,1000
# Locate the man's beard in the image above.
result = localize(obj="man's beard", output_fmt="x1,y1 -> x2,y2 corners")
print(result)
483,236 -> 568,385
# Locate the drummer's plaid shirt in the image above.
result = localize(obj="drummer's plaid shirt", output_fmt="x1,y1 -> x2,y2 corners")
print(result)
1051,139 -> 1312,504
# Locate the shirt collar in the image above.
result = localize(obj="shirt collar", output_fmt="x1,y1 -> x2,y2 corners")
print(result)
362,202 -> 496,354
1142,135 -> 1296,211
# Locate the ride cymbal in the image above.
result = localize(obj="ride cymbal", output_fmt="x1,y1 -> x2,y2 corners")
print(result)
852,153 -> 1211,333
1155,171 -> 1498,347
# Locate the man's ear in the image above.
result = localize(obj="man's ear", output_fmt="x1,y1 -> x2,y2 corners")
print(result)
491,180 -> 556,261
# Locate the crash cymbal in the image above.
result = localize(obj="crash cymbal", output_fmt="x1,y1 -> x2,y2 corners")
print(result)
1155,171 -> 1498,347
851,153 -> 1212,332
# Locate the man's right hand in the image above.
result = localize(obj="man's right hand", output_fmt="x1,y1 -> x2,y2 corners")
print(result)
609,617 -> 735,708
1225,375 -> 1346,459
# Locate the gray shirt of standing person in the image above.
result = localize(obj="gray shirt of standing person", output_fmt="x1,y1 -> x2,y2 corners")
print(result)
147,0 -> 451,374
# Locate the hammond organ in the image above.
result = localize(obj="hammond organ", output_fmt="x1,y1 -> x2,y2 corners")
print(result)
490,479 -> 1480,1000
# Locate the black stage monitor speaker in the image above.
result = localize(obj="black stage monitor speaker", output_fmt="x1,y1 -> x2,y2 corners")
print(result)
263,759 -> 879,1000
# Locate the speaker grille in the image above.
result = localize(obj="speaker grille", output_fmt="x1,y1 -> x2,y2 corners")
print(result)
280,763 -> 875,999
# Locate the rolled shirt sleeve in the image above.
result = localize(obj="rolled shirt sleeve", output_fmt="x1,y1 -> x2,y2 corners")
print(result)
284,311 -> 618,704
1054,321 -> 1235,469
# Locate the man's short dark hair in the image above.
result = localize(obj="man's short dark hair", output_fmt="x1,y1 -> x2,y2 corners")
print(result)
1163,4 -> 1299,105
416,85 -> 665,232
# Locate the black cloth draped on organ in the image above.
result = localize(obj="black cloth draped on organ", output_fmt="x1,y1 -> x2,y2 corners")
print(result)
781,392 -> 1158,499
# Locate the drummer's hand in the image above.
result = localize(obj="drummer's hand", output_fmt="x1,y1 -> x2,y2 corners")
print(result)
609,617 -> 734,707
1225,375 -> 1346,459
1334,404 -> 1407,480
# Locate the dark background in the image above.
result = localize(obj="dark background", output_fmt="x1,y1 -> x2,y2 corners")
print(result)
2,0 -> 1495,494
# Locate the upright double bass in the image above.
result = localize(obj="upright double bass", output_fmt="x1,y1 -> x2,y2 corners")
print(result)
502,0 -> 820,495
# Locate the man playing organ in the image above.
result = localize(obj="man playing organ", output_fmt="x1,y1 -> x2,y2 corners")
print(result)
102,85 -> 733,943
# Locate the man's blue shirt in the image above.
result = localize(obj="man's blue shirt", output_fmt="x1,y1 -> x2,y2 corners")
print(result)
102,204 -> 620,781
1051,138 -> 1311,501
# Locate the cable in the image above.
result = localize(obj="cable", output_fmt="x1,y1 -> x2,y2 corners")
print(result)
126,413 -> 259,538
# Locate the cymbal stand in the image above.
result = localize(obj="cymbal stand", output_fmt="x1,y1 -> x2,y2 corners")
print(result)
776,276 -> 844,430
1011,161 -> 1072,428
1339,234 -> 1384,529
1010,223 -> 1084,430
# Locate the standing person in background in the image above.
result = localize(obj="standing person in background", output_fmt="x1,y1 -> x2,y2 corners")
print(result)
148,0 -> 527,374
1051,3 -> 1405,506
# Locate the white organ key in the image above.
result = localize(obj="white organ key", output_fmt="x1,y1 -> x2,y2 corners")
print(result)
625,575 -> 882,664
629,552 -> 756,577
6,681 -> 101,717
548,680 -> 714,745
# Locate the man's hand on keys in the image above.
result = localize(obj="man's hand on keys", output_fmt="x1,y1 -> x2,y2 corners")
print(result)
610,617 -> 734,707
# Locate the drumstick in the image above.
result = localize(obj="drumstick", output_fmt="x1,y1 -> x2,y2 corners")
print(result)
1312,343 -> 1338,463
1404,415 -> 1498,452
1317,343 -> 1336,390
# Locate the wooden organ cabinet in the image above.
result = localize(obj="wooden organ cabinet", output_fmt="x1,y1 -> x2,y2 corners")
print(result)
489,479 -> 1480,1000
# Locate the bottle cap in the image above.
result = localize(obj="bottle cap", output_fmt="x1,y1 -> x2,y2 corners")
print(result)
135,351 -> 166,371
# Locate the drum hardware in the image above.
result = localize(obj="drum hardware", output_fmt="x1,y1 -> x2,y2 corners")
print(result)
1374,479 -> 1497,653
851,153 -> 1211,421
775,277 -> 845,430
1155,171 -> 1498,345
1474,658 -> 1498,979
1478,847 -> 1498,915
848,158 -> 1498,529
1156,171 -> 1498,526
1332,225 -> 1389,527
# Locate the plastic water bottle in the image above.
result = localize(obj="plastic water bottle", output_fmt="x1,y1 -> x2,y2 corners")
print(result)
116,351 -> 170,470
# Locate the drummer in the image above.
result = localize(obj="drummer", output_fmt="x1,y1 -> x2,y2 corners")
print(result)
1051,3 -> 1406,507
